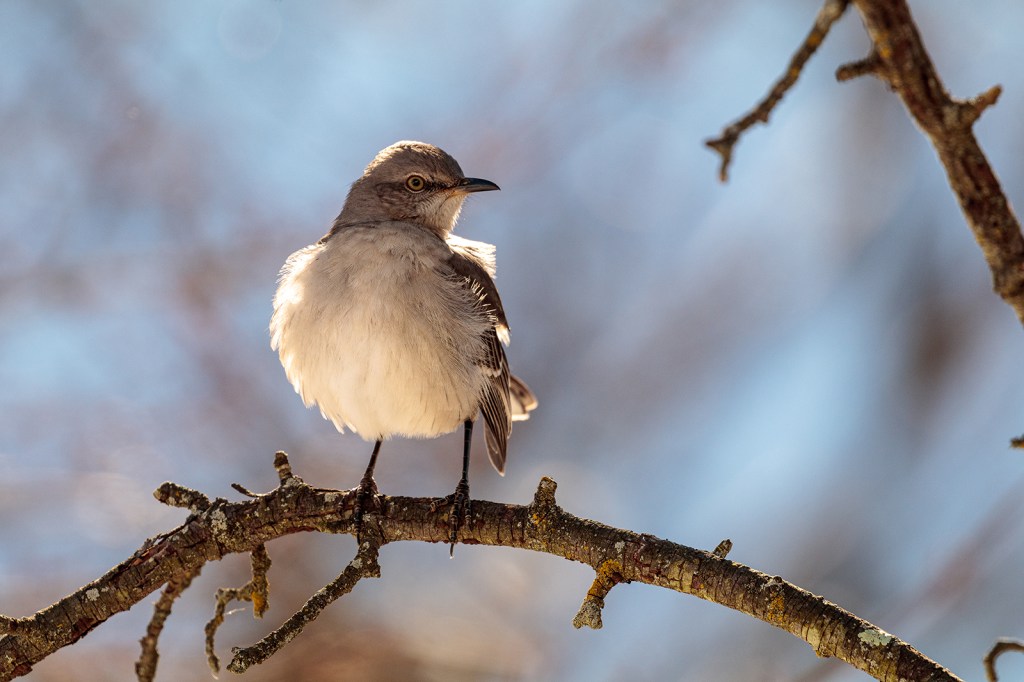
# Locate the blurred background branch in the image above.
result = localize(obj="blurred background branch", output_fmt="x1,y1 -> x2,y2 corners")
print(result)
847,0 -> 1024,326
706,0 -> 850,181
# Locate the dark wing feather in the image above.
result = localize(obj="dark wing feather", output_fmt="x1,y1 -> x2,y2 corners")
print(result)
447,243 -> 514,474
479,328 -> 512,473
509,374 -> 537,420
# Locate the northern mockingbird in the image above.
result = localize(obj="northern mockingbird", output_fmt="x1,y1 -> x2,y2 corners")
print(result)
271,141 -> 536,551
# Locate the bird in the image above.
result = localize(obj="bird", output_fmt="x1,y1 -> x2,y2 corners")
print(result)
270,141 -> 536,552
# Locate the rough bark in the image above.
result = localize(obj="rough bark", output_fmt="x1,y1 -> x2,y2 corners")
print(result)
0,462 -> 959,681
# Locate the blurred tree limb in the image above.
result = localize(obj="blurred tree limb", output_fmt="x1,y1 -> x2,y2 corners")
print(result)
985,639 -> 1024,682
0,453 -> 959,681
708,0 -> 1024,327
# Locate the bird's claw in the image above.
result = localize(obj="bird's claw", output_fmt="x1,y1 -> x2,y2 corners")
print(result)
433,479 -> 471,556
352,475 -> 380,542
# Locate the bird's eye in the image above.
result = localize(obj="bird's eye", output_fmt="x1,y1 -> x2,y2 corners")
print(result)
405,175 -> 426,192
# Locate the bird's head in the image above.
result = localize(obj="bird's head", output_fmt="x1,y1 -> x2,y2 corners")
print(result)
340,141 -> 499,238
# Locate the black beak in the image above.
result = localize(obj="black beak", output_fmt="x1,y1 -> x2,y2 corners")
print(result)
457,177 -> 500,193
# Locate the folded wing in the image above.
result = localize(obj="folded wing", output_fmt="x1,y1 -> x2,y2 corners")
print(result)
446,238 -> 536,474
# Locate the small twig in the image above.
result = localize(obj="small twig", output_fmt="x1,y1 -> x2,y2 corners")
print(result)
204,544 -> 273,675
531,476 -> 559,516
153,481 -> 212,512
950,84 -> 1002,129
227,539 -> 383,674
249,544 -> 272,619
713,538 -> 733,558
984,638 -> 1024,682
572,560 -> 624,630
205,589 -> 249,675
230,482 -> 260,498
135,567 -> 201,682
273,451 -> 295,484
706,0 -> 850,181
836,50 -> 884,82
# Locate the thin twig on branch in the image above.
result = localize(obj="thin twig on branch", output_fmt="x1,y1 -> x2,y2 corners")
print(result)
572,559 -> 624,630
227,537 -> 382,674
0,453 -> 961,681
984,638 -> 1024,682
705,0 -> 850,182
204,544 -> 272,675
135,567 -> 200,682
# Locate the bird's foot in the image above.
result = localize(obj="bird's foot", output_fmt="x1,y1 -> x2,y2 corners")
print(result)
352,475 -> 380,542
432,479 -> 471,556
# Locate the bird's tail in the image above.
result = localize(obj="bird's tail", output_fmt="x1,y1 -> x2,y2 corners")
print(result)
509,375 -> 537,421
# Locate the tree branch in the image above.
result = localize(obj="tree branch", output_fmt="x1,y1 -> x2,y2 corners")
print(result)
709,0 -> 1024,326
204,544 -> 272,675
226,537 -> 382,674
0,453 -> 960,681
135,567 -> 200,682
846,0 -> 1024,325
984,638 -> 1024,682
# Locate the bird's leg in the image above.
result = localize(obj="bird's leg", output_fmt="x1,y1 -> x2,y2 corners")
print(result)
448,419 -> 474,556
353,440 -> 382,540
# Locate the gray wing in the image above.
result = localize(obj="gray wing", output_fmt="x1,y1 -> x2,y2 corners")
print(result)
446,242 -> 516,474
